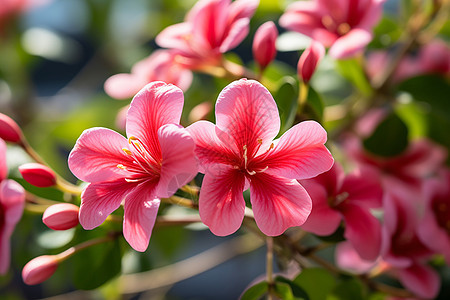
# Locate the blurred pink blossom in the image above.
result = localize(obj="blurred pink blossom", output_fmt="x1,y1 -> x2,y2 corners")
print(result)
156,0 -> 259,69
187,79 -> 333,236
104,50 -> 193,100
0,138 -> 25,275
280,0 -> 385,59
68,82 -> 198,252
300,162 -> 383,261
297,40 -> 325,83
252,21 -> 278,70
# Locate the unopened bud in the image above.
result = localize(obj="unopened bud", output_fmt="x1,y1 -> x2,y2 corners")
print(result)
297,40 -> 325,83
22,255 -> 59,285
0,113 -> 23,143
252,21 -> 278,70
43,203 -> 79,230
19,163 -> 56,187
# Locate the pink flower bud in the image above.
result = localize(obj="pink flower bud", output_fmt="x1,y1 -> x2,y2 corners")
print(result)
43,203 -> 79,230
252,21 -> 278,70
22,255 -> 59,285
297,41 -> 325,83
19,163 -> 56,187
0,113 -> 23,143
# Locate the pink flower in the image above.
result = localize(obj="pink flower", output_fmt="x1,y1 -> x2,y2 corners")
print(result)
0,138 -> 25,275
156,0 -> 259,69
68,82 -> 198,252
280,0 -> 385,59
19,163 -> 56,187
417,169 -> 450,264
300,162 -> 383,261
0,113 -> 23,144
104,50 -> 193,100
335,241 -> 380,274
297,40 -> 325,83
187,79 -> 333,236
252,21 -> 278,70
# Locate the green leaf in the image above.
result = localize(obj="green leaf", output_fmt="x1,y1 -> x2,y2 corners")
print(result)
275,281 -> 296,300
363,112 -> 409,157
328,278 -> 365,300
304,87 -> 324,122
335,58 -> 373,96
275,276 -> 310,300
240,281 -> 268,300
294,268 -> 336,300
275,76 -> 299,135
372,16 -> 402,47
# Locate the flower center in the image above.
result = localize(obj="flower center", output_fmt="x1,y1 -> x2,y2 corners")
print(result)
237,139 -> 273,176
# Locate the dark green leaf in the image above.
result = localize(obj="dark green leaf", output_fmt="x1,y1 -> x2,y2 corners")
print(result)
240,281 -> 268,300
363,112 -> 409,157
294,268 -> 336,300
328,278 -> 365,300
274,281 -> 296,300
275,76 -> 299,135
275,276 -> 309,300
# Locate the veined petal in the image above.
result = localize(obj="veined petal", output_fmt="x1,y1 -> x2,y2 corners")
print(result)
123,185 -> 160,252
126,81 -> 184,159
68,127 -> 130,183
300,180 -> 342,235
329,28 -> 372,59
341,166 -> 383,208
199,167 -> 246,236
79,179 -> 135,230
219,18 -> 249,53
261,120 -> 333,180
250,173 -> 312,236
397,263 -> 440,299
0,139 -> 7,181
341,203 -> 382,261
155,124 -> 198,198
215,79 -> 280,156
187,120 -> 236,173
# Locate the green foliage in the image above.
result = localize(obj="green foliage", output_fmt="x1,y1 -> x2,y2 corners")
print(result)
276,76 -> 299,135
294,268 -> 336,300
328,278 -> 366,300
241,281 -> 269,300
335,58 -> 373,97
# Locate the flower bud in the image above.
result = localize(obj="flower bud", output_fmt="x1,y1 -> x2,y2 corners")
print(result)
22,255 -> 59,285
19,163 -> 56,187
43,203 -> 79,230
297,40 -> 325,83
0,113 -> 23,143
252,21 -> 278,70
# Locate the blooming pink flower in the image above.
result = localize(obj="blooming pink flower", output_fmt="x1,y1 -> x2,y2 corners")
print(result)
187,79 -> 333,236
104,50 -> 193,100
156,0 -> 259,69
252,21 -> 278,70
68,82 -> 198,252
280,0 -> 385,59
300,162 -> 383,261
417,169 -> 450,264
0,138 -> 25,275
297,40 -> 325,83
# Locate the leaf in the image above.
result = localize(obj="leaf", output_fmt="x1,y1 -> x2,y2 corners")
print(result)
294,268 -> 336,300
335,58 -> 373,96
240,281 -> 268,300
328,278 -> 365,300
275,276 -> 309,300
363,112 -> 409,157
304,86 -> 324,122
275,76 -> 299,135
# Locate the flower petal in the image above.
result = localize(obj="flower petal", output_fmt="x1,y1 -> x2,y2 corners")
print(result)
250,173 -> 312,236
79,179 -> 134,230
329,28 -> 372,59
341,203 -> 382,261
261,120 -> 333,180
227,0 -> 259,24
335,241 -> 378,274
397,263 -> 440,299
155,124 -> 198,198
341,165 -> 383,208
219,18 -> 249,53
104,73 -> 147,100
199,167 -> 246,236
156,22 -> 194,54
215,79 -> 280,156
68,127 -> 130,183
123,185 -> 160,252
126,81 -> 184,159
186,120 -> 235,173
0,139 -> 7,181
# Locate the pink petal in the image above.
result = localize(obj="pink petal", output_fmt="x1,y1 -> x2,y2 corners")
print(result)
340,203 -> 382,261
261,120 -> 333,180
215,79 -> 280,156
186,120 -> 235,173
417,208 -> 450,264
126,82 -> 184,159
252,21 -> 278,69
219,18 -> 249,53
250,173 -> 312,236
227,0 -> 259,24
0,139 -> 7,181
155,124 -> 198,198
199,167 -> 246,236
79,179 -> 135,230
123,185 -> 161,252
300,180 -> 342,235
328,28 -> 373,59
358,0 -> 385,30
297,40 -> 325,83
68,127 -> 130,183
155,23 -> 194,54
335,241 -> 378,274
340,165 -> 383,208
0,180 -> 25,274
397,263 -> 440,299
104,73 -> 147,100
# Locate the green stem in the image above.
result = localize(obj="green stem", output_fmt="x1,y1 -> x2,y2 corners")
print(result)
266,236 -> 275,300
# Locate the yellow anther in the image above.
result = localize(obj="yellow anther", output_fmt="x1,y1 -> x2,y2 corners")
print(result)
122,148 -> 132,155
321,15 -> 334,29
257,138 -> 263,144
337,23 -> 351,35
117,164 -> 127,170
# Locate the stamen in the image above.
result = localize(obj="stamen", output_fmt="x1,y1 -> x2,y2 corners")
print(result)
243,145 -> 248,169
117,164 -> 127,170
122,148 -> 132,155
321,15 -> 335,30
247,170 -> 256,175
125,178 -> 145,183
337,23 -> 351,35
